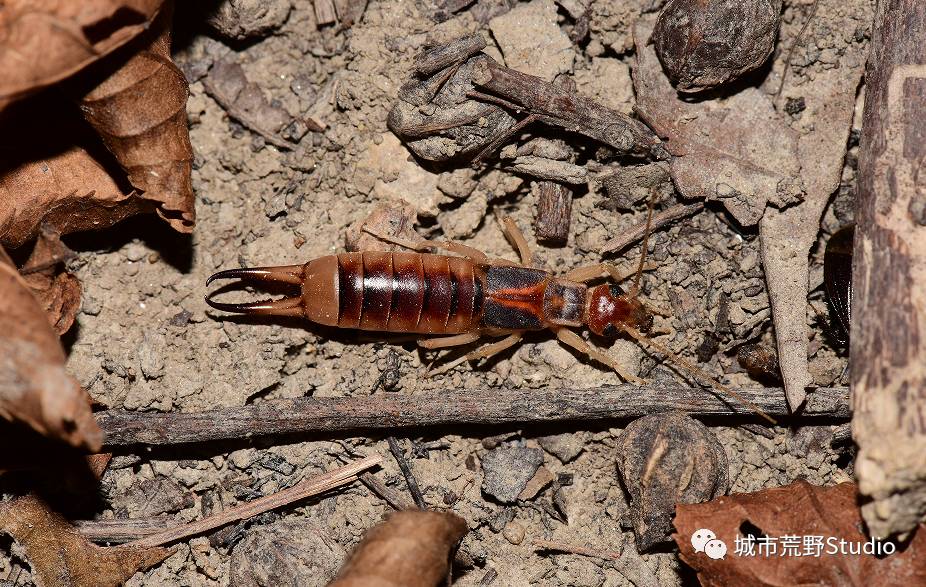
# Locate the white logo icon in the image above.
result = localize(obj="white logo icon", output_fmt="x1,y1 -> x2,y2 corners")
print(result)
691,528 -> 716,553
691,529 -> 728,560
704,538 -> 728,560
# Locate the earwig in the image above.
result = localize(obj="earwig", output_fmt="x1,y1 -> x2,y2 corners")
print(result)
206,215 -> 775,423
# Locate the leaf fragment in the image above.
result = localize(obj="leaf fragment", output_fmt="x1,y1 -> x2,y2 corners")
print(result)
0,494 -> 171,587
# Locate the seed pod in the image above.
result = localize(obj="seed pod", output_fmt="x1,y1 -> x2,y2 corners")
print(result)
652,0 -> 783,92
616,412 -> 728,551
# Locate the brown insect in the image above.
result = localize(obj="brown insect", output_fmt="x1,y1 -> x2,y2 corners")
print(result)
823,224 -> 853,344
206,214 -> 773,422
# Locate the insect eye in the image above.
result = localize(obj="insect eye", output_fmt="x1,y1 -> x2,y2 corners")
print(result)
608,284 -> 624,298
602,324 -> 617,337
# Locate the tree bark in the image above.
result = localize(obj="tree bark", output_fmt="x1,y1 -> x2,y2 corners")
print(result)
852,0 -> 926,539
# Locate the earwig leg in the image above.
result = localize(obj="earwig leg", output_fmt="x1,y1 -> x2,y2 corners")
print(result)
361,225 -> 489,262
562,262 -> 658,284
426,332 -> 523,377
555,328 -> 645,385
498,215 -> 533,266
418,333 -> 481,349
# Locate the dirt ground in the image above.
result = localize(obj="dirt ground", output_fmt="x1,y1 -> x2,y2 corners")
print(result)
2,0 -> 862,585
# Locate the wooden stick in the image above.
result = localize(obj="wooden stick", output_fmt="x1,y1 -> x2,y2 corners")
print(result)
851,0 -> 926,539
125,456 -> 381,547
97,386 -> 849,447
600,202 -> 704,255
75,518 -> 173,544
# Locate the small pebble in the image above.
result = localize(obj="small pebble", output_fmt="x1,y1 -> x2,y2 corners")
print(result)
503,522 -> 526,545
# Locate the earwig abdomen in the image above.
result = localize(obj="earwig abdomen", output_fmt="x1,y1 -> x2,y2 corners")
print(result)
306,252 -> 483,334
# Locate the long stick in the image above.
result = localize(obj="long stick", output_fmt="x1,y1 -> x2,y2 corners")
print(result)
126,456 -> 381,548
97,386 -> 849,447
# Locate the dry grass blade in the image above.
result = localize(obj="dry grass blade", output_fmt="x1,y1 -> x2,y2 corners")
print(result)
0,494 -> 172,587
0,0 -> 165,111
128,455 -> 382,548
0,248 -> 101,451
78,3 -> 195,232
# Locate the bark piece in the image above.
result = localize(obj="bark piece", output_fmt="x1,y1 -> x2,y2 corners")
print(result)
78,5 -> 195,233
616,412 -> 728,551
632,18 -> 803,227
0,249 -> 101,451
328,510 -> 468,587
653,0 -> 782,92
758,0 -> 868,411
0,0 -> 164,111
0,494 -> 172,587
673,481 -> 926,586
852,0 -> 926,539
534,181 -> 573,243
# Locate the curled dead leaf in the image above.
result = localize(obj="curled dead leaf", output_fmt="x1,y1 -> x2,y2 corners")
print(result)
0,248 -> 101,451
673,480 -> 926,586
329,510 -> 468,587
78,5 -> 195,232
0,0 -> 165,111
0,494 -> 171,587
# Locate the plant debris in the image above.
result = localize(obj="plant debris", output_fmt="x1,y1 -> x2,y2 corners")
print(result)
674,481 -> 926,586
617,412 -> 729,551
0,248 -> 101,451
329,510 -> 468,587
0,494 -> 172,587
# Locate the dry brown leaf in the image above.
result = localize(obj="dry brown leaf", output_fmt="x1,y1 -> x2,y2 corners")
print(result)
0,0 -> 165,111
673,480 -> 926,586
0,122 -> 150,249
632,18 -> 803,227
18,227 -> 83,335
0,248 -> 101,451
78,5 -> 195,232
0,494 -> 171,587
329,510 -> 468,587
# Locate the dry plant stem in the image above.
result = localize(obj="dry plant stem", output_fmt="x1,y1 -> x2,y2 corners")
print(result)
126,456 -> 381,547
600,203 -> 704,255
532,539 -> 622,561
469,56 -> 661,157
97,386 -> 848,446
852,0 -> 926,539
387,437 -> 426,508
358,471 -> 414,510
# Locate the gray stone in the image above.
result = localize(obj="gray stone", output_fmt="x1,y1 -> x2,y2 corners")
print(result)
481,446 -> 544,503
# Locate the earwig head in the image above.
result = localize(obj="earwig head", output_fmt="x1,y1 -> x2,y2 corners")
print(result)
205,264 -> 307,318
586,284 -> 653,337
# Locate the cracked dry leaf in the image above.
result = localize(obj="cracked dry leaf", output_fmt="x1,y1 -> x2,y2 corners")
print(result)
758,0 -> 868,412
0,494 -> 171,587
329,510 -> 468,587
0,0 -> 165,111
0,248 -> 101,451
673,480 -> 926,586
632,18 -> 803,227
78,5 -> 195,232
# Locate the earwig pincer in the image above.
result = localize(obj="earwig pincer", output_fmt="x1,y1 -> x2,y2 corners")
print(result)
206,215 -> 774,423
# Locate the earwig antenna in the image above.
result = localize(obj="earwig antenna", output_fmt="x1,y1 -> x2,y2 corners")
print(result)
621,325 -> 778,425
630,188 -> 657,299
